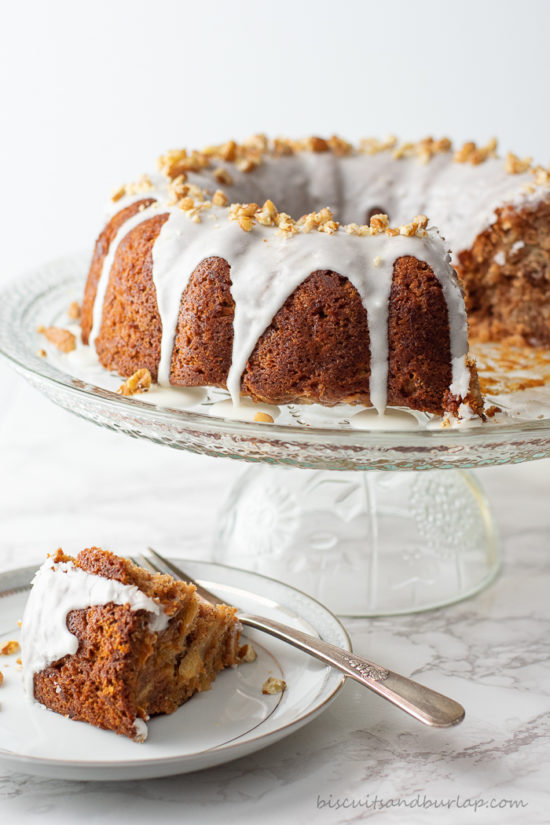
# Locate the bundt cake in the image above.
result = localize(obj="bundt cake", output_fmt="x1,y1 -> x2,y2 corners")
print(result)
21,548 -> 243,742
80,135 -> 550,419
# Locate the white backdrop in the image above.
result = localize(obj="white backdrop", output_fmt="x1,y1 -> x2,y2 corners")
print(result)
1,0 -> 549,282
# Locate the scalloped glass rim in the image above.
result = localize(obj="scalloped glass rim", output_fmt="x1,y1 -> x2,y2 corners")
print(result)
1,255 -> 550,471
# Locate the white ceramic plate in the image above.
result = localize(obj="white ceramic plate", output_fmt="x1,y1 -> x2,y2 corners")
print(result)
0,559 -> 349,780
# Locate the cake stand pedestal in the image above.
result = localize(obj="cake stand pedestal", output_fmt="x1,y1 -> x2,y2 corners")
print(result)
2,259 -> 549,617
214,466 -> 497,616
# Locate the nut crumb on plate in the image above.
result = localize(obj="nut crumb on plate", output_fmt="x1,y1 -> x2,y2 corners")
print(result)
240,644 -> 257,663
117,368 -> 152,396
37,326 -> 77,353
0,640 -> 20,656
262,676 -> 286,695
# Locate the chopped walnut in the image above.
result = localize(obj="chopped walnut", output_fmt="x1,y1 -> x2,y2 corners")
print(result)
369,213 -> 390,233
532,165 -> 550,186
187,183 -> 206,201
238,215 -> 254,232
116,368 -> 152,396
256,199 -> 279,226
213,167 -> 234,186
297,207 -> 338,234
505,152 -> 532,175
218,140 -> 237,162
343,223 -> 370,237
242,133 -> 269,153
254,411 -> 274,423
167,175 -> 190,205
110,184 -> 127,202
159,148 -> 210,178
262,676 -> 286,695
240,644 -> 257,662
276,212 -> 298,236
178,196 -> 195,212
454,138 -> 497,165
125,174 -> 153,196
212,189 -> 228,207
236,158 -> 258,173
360,135 -> 398,155
399,214 -> 428,237
38,326 -> 76,353
272,137 -> 294,156
0,640 -> 20,656
327,135 -> 353,156
304,136 -> 329,153
67,300 -> 81,320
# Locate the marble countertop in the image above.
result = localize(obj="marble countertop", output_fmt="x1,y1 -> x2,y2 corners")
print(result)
0,359 -> 549,824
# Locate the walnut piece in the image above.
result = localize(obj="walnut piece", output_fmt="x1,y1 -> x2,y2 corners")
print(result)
505,152 -> 532,175
117,368 -> 152,397
0,640 -> 20,656
212,189 -> 228,207
67,300 -> 81,320
240,644 -> 257,663
213,167 -> 234,186
38,326 -> 76,353
262,676 -> 286,695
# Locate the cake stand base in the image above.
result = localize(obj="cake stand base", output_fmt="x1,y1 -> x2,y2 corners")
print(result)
214,467 -> 499,617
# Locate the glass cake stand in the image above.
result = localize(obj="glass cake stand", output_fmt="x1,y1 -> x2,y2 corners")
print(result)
1,256 -> 550,615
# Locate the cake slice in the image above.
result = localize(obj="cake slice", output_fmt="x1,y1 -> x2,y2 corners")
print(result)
21,548 -> 243,742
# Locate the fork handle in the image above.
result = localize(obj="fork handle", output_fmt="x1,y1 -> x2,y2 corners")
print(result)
240,613 -> 464,728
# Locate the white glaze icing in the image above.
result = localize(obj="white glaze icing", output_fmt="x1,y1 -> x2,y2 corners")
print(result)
209,397 -> 280,422
21,557 -> 169,712
89,146 -> 549,415
350,407 -> 421,431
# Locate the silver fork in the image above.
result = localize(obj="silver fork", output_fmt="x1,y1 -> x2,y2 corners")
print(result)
133,548 -> 465,729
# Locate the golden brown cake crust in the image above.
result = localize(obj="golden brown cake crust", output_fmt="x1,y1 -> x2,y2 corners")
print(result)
94,213 -> 169,381
81,198 -> 156,344
32,548 -> 242,741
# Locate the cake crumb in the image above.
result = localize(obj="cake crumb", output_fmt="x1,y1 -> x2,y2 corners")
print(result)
38,326 -> 77,353
117,368 -> 152,397
17,620 -> 22,628
240,644 -> 257,663
0,671 -> 3,686
485,405 -> 501,418
373,256 -> 383,267
0,640 -> 20,656
37,348 -> 47,358
262,676 -> 286,695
